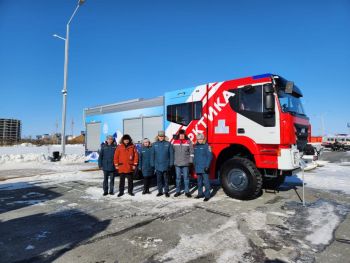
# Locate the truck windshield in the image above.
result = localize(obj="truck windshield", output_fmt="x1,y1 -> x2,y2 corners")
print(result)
278,90 -> 306,116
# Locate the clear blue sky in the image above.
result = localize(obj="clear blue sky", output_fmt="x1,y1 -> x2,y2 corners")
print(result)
0,0 -> 349,137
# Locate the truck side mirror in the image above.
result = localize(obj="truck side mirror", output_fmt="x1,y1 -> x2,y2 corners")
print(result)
265,93 -> 275,112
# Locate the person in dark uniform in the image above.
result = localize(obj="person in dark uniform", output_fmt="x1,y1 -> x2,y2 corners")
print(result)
139,138 -> 153,194
193,133 -> 213,201
151,131 -> 174,197
98,135 -> 117,195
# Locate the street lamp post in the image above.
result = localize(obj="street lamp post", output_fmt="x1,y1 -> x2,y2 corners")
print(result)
54,0 -> 85,156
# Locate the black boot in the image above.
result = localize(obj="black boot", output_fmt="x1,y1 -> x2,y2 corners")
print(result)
185,193 -> 192,198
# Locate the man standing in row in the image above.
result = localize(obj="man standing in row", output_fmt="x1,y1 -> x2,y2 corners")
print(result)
193,133 -> 212,201
98,135 -> 117,196
151,131 -> 174,197
173,129 -> 194,198
114,134 -> 139,197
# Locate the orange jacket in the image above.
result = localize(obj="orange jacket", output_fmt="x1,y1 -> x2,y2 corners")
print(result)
113,143 -> 139,173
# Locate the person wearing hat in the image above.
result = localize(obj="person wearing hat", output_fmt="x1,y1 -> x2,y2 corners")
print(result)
173,129 -> 194,198
114,134 -> 139,197
150,131 -> 174,197
139,138 -> 153,194
98,135 -> 117,195
193,133 -> 212,201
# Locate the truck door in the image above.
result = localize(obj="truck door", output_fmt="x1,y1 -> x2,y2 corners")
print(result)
233,84 -> 280,144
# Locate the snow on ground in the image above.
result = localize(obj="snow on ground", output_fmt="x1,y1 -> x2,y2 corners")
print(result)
0,170 -> 101,191
158,219 -> 250,263
1,148 -> 350,262
297,162 -> 350,194
0,144 -> 84,155
306,201 -> 341,245
83,185 -> 226,215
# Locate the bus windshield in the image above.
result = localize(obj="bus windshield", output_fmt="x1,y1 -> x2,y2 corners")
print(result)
278,90 -> 306,116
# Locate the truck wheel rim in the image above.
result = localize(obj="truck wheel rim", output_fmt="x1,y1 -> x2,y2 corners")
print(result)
228,168 -> 248,191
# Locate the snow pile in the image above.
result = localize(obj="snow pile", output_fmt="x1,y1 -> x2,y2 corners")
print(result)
20,143 -> 34,147
0,144 -> 86,165
0,153 -> 86,164
60,154 -> 86,163
0,144 -> 84,155
0,153 -> 47,164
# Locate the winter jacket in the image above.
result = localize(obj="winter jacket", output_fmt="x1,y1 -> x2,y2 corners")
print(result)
139,146 -> 153,177
193,143 -> 213,174
151,140 -> 174,172
113,143 -> 139,174
98,143 -> 117,172
172,139 -> 194,167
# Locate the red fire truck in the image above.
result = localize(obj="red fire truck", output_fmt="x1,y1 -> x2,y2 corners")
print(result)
165,73 -> 310,200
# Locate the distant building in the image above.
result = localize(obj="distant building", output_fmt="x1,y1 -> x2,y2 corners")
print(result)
0,118 -> 21,145
42,134 -> 50,139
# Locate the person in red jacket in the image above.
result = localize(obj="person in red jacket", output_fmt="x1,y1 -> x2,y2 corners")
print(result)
114,134 -> 139,197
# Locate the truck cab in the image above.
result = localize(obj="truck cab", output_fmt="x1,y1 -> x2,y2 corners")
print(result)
165,73 -> 310,200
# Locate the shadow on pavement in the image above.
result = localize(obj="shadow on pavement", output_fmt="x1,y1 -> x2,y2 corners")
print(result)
0,209 -> 111,263
0,184 -> 62,214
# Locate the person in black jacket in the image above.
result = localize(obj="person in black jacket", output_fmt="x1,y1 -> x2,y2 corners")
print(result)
98,135 -> 117,195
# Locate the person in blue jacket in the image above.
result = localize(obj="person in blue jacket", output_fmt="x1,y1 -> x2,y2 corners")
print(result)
193,133 -> 213,201
139,138 -> 153,194
98,135 -> 117,195
150,130 -> 174,197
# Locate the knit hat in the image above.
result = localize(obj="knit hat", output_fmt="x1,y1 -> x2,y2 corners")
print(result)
121,134 -> 132,141
158,131 -> 165,137
196,133 -> 205,140
106,135 -> 114,140
178,129 -> 186,135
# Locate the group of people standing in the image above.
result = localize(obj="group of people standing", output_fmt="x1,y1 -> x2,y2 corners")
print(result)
98,129 -> 212,201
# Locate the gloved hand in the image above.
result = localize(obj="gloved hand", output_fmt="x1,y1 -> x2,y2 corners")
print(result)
204,167 -> 209,173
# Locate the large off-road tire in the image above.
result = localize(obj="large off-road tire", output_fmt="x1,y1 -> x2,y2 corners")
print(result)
220,157 -> 262,200
263,175 -> 286,190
